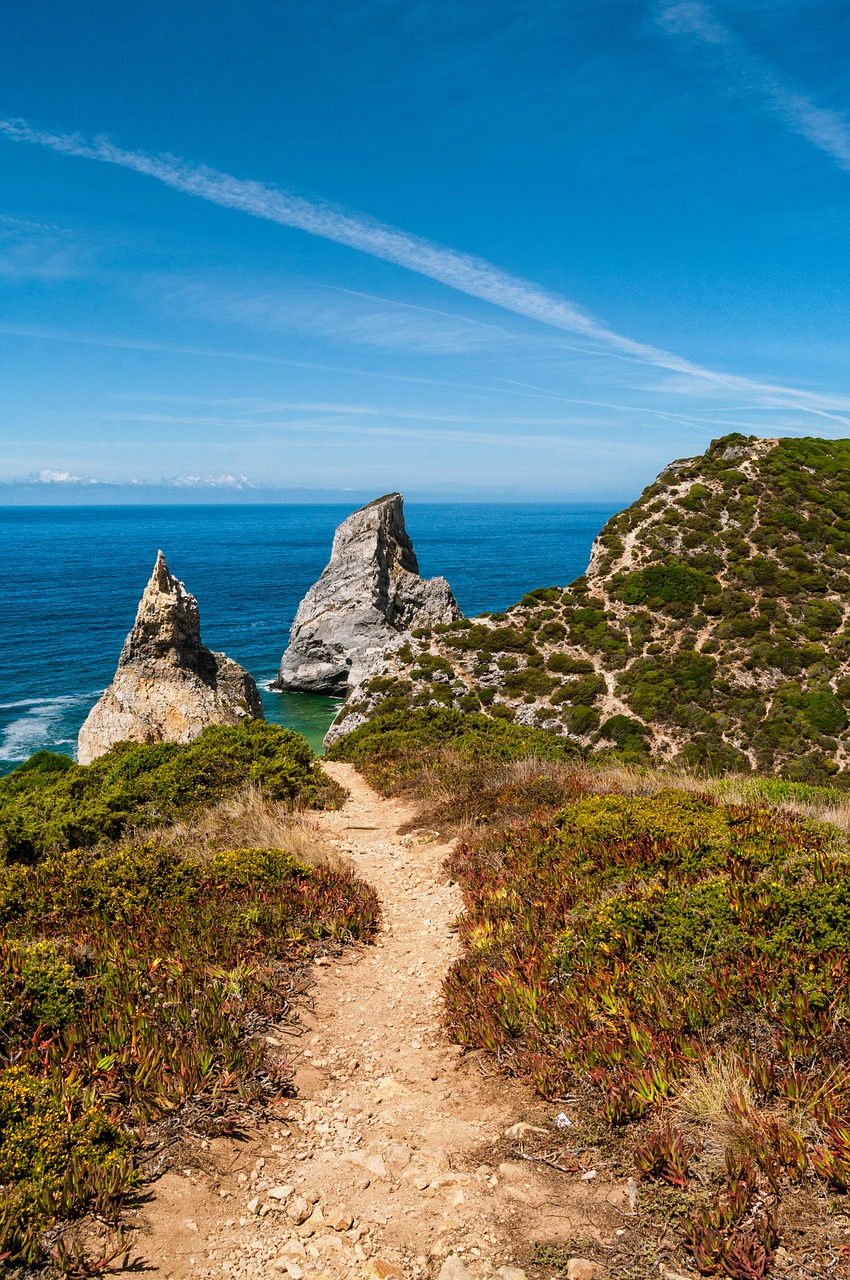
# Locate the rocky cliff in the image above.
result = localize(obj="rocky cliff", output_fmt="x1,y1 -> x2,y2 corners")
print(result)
276,493 -> 460,698
78,551 -> 264,764
329,436 -> 850,782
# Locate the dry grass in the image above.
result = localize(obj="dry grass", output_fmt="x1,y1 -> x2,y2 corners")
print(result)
672,1052 -> 754,1127
403,751 -> 850,841
124,783 -> 346,869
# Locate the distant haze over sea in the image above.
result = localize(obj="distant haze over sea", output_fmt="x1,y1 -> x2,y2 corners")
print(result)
0,502 -> 618,770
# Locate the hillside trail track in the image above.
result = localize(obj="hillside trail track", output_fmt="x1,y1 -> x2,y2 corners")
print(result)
132,762 -> 628,1280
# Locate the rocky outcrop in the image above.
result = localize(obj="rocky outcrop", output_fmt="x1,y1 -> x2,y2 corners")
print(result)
78,551 -> 264,764
276,493 -> 461,696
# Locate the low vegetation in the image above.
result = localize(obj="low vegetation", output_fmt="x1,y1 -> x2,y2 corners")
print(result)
327,706 -> 581,831
0,726 -> 377,1269
0,721 -> 343,863
444,783 -> 850,1275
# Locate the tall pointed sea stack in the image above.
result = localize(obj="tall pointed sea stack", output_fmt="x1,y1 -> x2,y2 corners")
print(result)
77,551 -> 264,764
277,493 -> 461,695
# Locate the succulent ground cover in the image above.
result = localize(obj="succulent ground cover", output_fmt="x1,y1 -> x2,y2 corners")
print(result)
444,784 -> 850,1275
334,434 -> 850,784
0,729 -> 377,1269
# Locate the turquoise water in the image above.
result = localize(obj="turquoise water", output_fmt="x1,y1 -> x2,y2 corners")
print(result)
0,503 -> 617,771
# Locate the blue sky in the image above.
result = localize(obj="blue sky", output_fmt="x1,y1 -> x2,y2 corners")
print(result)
2,0 -> 850,501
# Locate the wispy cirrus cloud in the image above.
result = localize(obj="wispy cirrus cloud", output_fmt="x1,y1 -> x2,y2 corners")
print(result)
2,117 -> 850,426
0,117 -> 834,398
165,278 -> 511,354
0,214 -> 82,280
657,1 -> 850,171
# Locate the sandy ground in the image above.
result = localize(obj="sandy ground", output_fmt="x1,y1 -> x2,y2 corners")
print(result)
126,763 -> 629,1280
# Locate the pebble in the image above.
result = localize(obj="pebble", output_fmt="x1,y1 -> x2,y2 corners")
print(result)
286,1196 -> 311,1225
497,1268 -> 527,1280
246,1197 -> 261,1214
566,1261 -> 605,1280
268,1185 -> 294,1201
439,1256 -> 473,1280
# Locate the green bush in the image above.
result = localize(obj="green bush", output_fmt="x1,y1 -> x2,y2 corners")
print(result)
0,1067 -> 130,1265
616,560 -> 713,608
0,722 -> 329,862
328,707 -> 576,773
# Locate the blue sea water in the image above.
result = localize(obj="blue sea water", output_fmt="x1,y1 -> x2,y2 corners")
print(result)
0,503 -> 617,772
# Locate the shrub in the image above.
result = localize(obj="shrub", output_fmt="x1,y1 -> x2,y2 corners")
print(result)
0,722 -> 333,861
616,560 -> 713,609
0,1067 -> 130,1265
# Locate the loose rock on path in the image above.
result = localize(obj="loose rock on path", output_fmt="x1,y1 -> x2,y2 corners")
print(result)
132,763 -> 628,1280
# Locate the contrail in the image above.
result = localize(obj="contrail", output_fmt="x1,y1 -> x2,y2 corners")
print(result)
0,116 -> 847,420
657,1 -> 850,171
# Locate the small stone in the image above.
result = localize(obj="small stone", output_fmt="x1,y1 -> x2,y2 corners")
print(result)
268,1185 -> 294,1201
566,1261 -> 605,1280
384,1142 -> 412,1173
497,1162 -> 524,1180
285,1265 -> 305,1280
358,1177 -> 371,1189
439,1257 -> 473,1280
184,1219 -> 200,1233
373,1076 -> 403,1102
277,1240 -> 307,1260
287,1196 -> 311,1225
247,1197 -> 261,1214
497,1268 -> 527,1280
329,1210 -> 354,1231
365,1154 -> 388,1178
369,1260 -> 404,1280
579,1169 -> 597,1181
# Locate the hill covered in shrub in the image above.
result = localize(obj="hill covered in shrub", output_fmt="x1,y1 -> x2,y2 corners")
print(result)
332,434 -> 850,784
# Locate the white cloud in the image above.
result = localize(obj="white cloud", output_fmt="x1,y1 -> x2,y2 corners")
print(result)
165,473 -> 254,489
0,120 -> 819,387
657,1 -> 850,170
37,468 -> 83,483
0,214 -> 82,280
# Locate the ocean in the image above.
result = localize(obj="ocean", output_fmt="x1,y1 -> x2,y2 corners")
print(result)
0,503 -> 617,772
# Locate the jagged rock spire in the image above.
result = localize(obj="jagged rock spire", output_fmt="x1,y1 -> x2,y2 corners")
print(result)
277,493 -> 461,695
77,552 -> 264,764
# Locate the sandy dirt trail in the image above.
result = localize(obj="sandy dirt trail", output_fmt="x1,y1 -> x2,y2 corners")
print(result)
134,763 -> 626,1280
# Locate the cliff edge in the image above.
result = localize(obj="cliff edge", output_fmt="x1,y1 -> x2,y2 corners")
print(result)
276,493 -> 460,697
78,551 -> 264,764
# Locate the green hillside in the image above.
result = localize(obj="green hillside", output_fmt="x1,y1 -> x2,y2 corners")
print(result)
333,434 -> 850,783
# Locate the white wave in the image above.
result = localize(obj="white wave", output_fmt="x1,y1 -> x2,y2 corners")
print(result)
0,691 -> 102,762
0,691 -> 100,710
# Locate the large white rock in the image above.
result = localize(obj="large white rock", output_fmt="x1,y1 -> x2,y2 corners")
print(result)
276,493 -> 460,695
77,551 -> 264,764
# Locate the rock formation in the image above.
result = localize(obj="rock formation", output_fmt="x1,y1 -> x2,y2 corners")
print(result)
78,551 -> 264,764
276,493 -> 461,697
